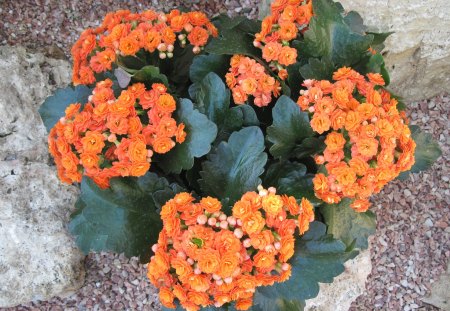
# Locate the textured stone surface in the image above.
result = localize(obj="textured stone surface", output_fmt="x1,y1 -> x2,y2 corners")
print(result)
260,0 -> 450,101
338,0 -> 450,101
422,261 -> 450,310
0,46 -> 85,308
305,246 -> 372,311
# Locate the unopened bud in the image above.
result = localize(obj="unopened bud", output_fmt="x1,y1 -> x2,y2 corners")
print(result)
108,133 -> 117,142
274,242 -> 281,250
220,220 -> 228,229
259,189 -> 268,197
192,46 -> 201,54
159,53 -> 167,59
268,187 -> 276,194
194,268 -> 201,275
215,279 -> 223,286
177,251 -> 186,259
197,214 -> 207,225
227,216 -> 237,226
208,218 -> 217,226
308,106 -> 315,113
243,238 -> 252,248
219,214 -> 227,221
151,244 -> 158,252
157,43 -> 167,51
224,277 -> 233,284
187,258 -> 194,265
237,219 -> 243,226
184,23 -> 193,32
167,44 -> 174,52
167,52 -> 173,58
282,263 -> 290,271
234,228 -> 243,239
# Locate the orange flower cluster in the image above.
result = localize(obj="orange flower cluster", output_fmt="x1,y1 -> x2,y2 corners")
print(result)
71,9 -> 218,85
225,55 -> 281,107
48,79 -> 186,188
148,186 -> 314,311
254,0 -> 313,79
297,67 -> 416,212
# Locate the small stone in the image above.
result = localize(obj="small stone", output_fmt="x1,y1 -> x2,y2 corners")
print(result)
424,218 -> 434,227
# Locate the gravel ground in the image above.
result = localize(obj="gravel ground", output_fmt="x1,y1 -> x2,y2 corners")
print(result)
0,1 -> 449,310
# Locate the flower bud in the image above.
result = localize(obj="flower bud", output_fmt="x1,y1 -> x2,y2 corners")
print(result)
220,221 -> 228,229
194,268 -> 201,275
208,218 -> 217,226
234,228 -> 243,239
197,214 -> 208,225
282,263 -> 290,271
184,23 -> 193,32
219,214 -> 227,221
157,43 -> 167,51
224,277 -> 233,284
268,187 -> 276,194
151,244 -> 158,252
237,219 -> 243,226
243,238 -> 251,248
187,258 -> 194,265
177,251 -> 186,259
215,279 -> 223,286
212,274 -> 221,281
227,216 -> 237,226
108,133 -> 117,142
167,44 -> 174,52
192,46 -> 201,54
167,52 -> 174,58
274,242 -> 281,250
159,53 -> 167,59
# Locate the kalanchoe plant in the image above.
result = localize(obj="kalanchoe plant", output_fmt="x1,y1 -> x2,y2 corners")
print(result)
39,1 -> 441,310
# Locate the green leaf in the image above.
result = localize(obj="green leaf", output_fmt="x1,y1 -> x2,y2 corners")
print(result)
366,53 -> 390,85
299,57 -> 334,80
267,96 -> 314,159
132,65 -> 169,86
157,99 -> 217,174
263,160 -> 307,188
254,221 -> 358,307
206,16 -> 261,57
190,54 -> 231,83
276,167 -> 321,205
252,292 -> 306,311
69,173 -> 183,262
189,72 -> 259,143
367,31 -> 393,53
292,137 -> 326,159
189,72 -> 231,124
320,198 -> 376,250
199,126 -> 268,206
398,125 -> 442,179
39,85 -> 92,132
297,0 -> 374,66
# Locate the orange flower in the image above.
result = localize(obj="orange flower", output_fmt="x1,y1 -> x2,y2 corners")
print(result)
197,250 -> 220,274
119,35 -> 140,55
310,114 -> 331,134
242,212 -> 265,235
153,137 -> 176,154
278,22 -> 298,41
200,196 -> 222,213
253,250 -> 275,269
159,287 -> 176,309
188,26 -> 209,47
262,42 -> 282,62
325,132 -> 346,153
81,131 -> 105,154
156,94 -> 177,113
277,46 -> 297,66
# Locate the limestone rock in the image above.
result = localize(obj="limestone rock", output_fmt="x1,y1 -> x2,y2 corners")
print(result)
0,46 -> 85,308
338,0 -> 450,101
422,261 -> 450,310
259,0 -> 450,101
305,247 -> 372,311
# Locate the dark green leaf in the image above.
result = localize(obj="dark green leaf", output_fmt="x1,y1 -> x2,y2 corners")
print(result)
267,96 -> 314,158
132,65 -> 169,86
190,54 -> 231,83
254,221 -> 358,306
263,160 -> 307,188
277,169 -> 321,205
292,137 -> 326,159
366,53 -> 390,85
39,85 -> 92,132
299,57 -> 334,80
398,125 -> 442,179
367,31 -> 393,53
199,127 -> 268,206
297,0 -> 374,66
157,99 -> 218,174
287,62 -> 303,99
343,11 -> 366,34
206,16 -> 261,57
320,198 -> 376,250
234,104 -> 260,127
69,173 -> 182,262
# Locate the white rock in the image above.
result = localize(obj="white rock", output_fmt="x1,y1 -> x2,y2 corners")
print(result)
0,46 -> 84,308
305,246 -> 372,311
260,0 -> 450,101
